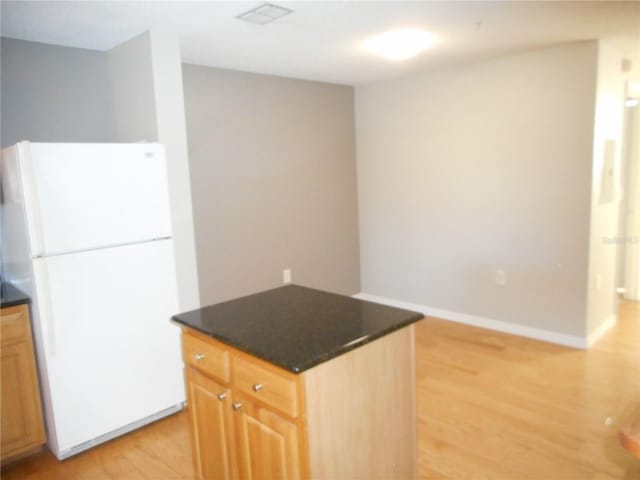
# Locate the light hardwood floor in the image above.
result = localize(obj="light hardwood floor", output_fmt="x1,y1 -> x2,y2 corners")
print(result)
416,300 -> 640,480
3,301 -> 639,479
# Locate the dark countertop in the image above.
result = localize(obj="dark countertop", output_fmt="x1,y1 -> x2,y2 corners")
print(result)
0,282 -> 30,308
172,284 -> 424,374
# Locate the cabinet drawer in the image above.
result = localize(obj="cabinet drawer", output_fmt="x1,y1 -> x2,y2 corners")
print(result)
1,305 -> 29,345
182,332 -> 230,383
233,356 -> 298,418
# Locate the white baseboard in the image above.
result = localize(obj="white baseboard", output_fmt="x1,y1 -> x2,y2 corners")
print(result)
353,292 -> 589,349
587,314 -> 616,347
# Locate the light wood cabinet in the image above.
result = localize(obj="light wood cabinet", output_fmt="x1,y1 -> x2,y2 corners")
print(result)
233,393 -> 302,480
1,304 -> 46,463
185,367 -> 236,479
182,324 -> 416,480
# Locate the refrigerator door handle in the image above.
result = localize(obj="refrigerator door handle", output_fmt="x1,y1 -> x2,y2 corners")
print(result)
33,258 -> 56,357
19,143 -> 46,257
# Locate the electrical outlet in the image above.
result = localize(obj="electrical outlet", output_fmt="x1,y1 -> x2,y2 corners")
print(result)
283,269 -> 291,284
496,270 -> 506,286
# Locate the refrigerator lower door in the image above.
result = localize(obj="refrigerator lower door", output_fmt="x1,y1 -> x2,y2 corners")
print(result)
32,239 -> 184,458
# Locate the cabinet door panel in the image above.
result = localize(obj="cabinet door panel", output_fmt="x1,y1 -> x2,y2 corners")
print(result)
234,396 -> 301,480
0,305 -> 29,344
185,368 -> 236,480
1,342 -> 45,457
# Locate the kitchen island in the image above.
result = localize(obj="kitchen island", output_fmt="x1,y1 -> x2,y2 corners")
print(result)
172,284 -> 423,480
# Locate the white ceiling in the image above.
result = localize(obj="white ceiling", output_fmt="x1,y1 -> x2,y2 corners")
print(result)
1,1 -> 639,86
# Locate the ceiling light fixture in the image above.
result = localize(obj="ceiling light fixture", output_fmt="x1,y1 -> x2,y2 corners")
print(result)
236,3 -> 293,25
361,28 -> 438,61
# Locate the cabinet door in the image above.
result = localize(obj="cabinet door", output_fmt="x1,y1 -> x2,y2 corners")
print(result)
1,341 -> 45,459
185,367 -> 237,480
233,394 -> 302,480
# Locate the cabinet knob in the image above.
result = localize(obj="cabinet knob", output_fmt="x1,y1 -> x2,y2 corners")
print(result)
232,402 -> 243,411
252,383 -> 263,392
194,353 -> 205,361
217,392 -> 227,401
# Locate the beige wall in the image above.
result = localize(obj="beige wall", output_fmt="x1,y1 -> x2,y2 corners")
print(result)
182,65 -> 360,303
355,42 -> 599,339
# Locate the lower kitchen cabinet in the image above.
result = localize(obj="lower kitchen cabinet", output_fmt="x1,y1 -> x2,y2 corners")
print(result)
185,367 -> 236,479
182,324 -> 416,480
1,304 -> 46,464
233,393 -> 302,480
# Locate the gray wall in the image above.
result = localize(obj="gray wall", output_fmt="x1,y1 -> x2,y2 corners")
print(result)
107,33 -> 157,143
1,37 -> 113,146
355,42 -> 598,338
182,64 -> 360,303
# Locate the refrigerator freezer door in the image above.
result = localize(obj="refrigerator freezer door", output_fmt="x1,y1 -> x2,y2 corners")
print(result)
32,239 -> 184,456
21,143 -> 172,257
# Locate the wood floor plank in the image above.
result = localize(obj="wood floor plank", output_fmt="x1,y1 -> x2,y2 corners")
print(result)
2,301 -> 639,479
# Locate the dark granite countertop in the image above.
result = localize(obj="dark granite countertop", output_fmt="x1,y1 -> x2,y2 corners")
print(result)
0,282 -> 30,308
172,284 -> 424,373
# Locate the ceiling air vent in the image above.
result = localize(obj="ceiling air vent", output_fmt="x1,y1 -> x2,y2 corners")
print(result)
236,3 -> 293,25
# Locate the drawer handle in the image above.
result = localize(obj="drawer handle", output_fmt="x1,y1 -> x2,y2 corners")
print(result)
232,402 -> 243,411
252,383 -> 264,392
194,353 -> 205,361
217,392 -> 227,401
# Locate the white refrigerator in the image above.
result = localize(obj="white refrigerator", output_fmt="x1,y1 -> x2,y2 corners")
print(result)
1,142 -> 186,459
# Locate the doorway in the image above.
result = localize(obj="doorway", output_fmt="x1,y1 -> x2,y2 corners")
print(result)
616,81 -> 640,301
